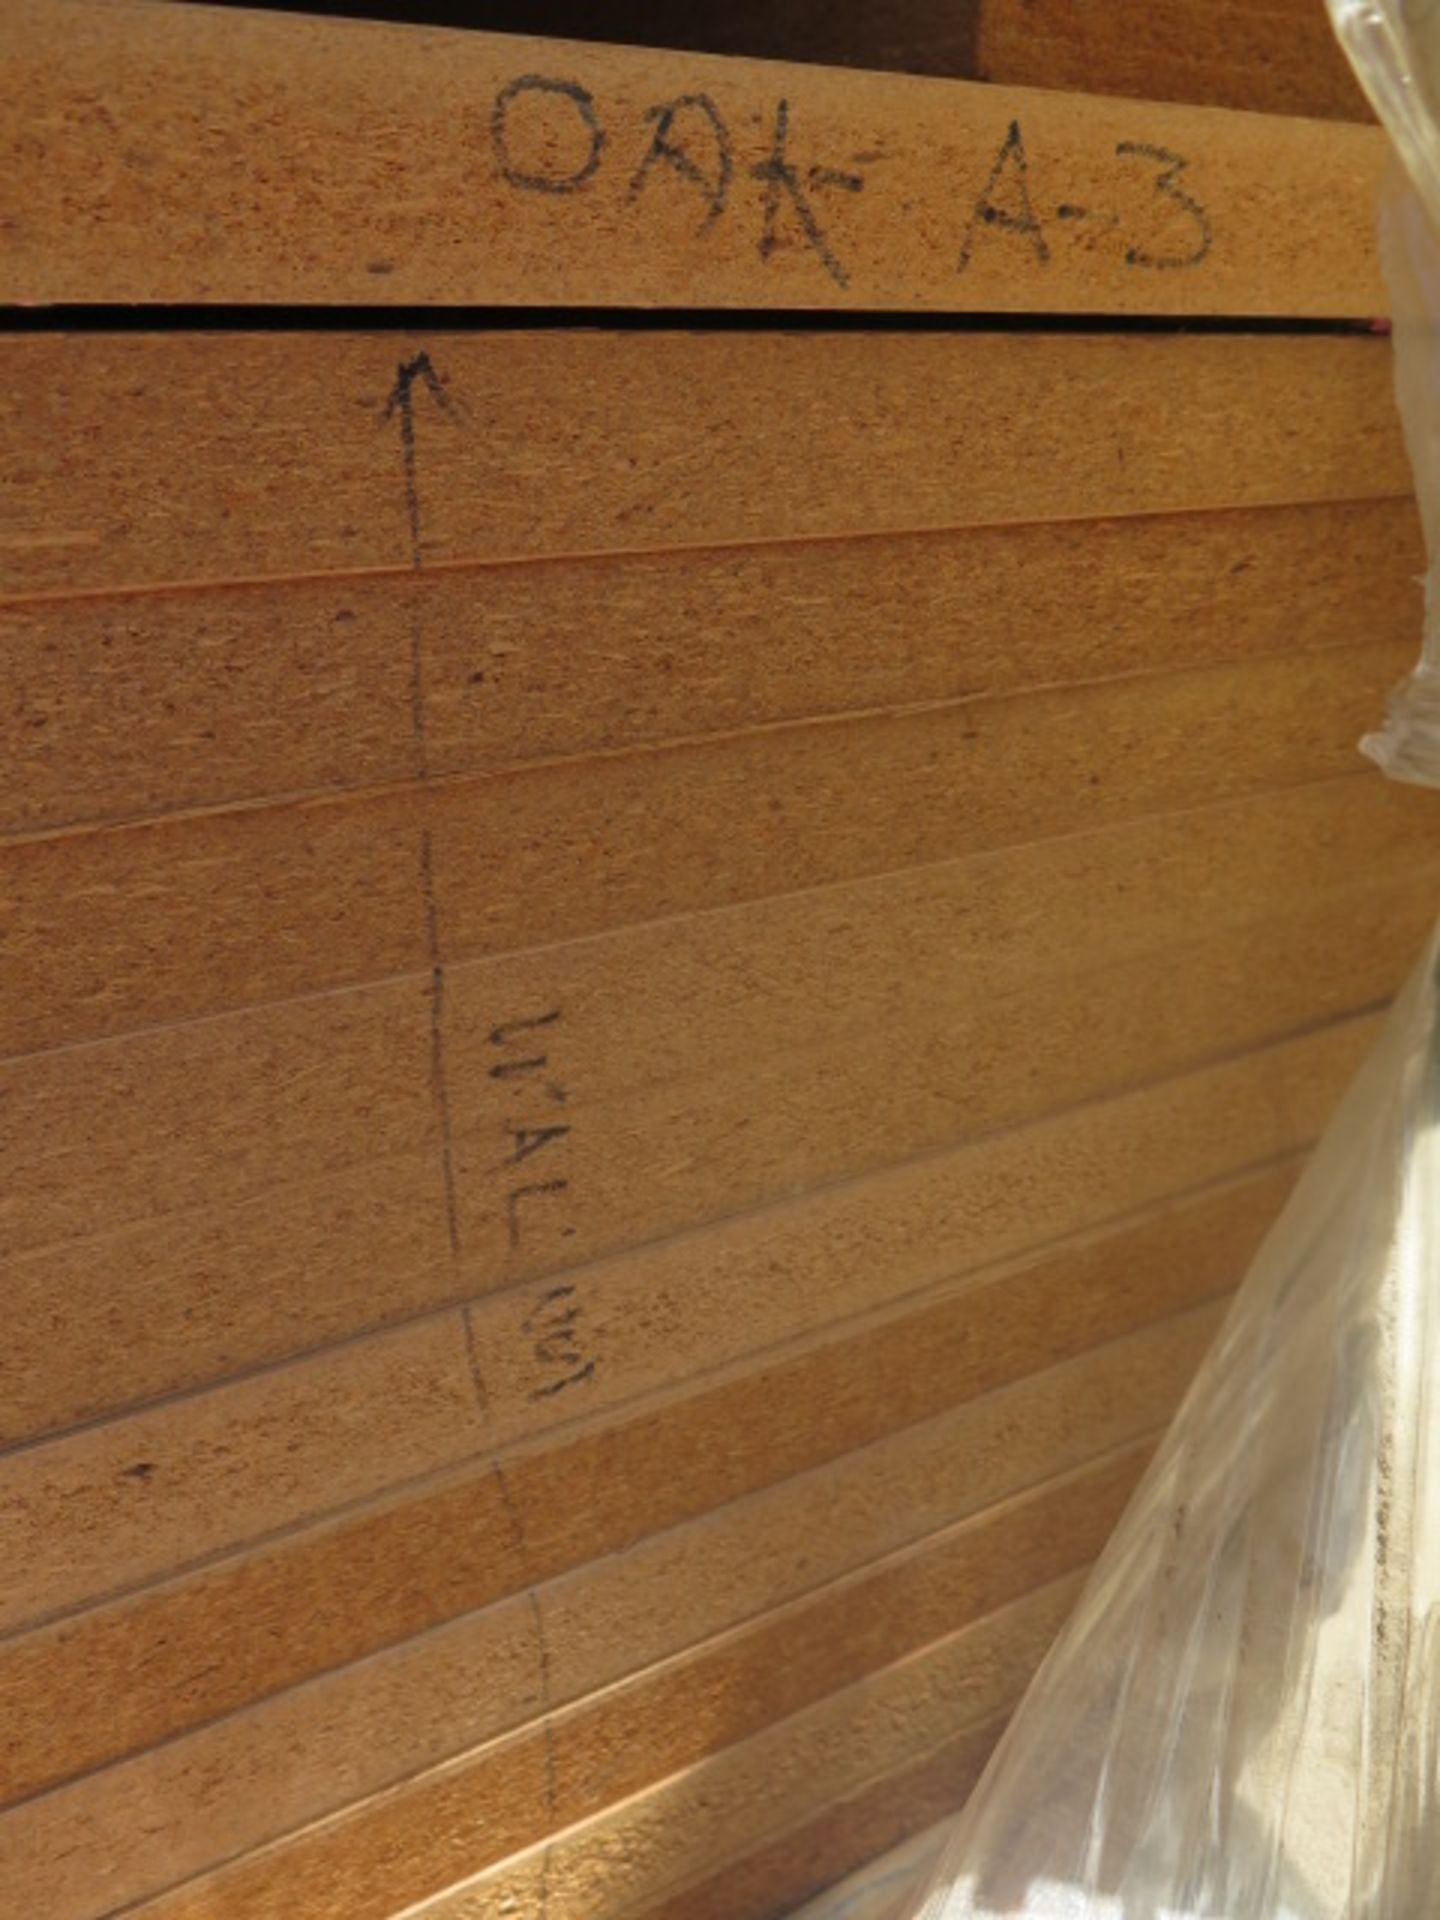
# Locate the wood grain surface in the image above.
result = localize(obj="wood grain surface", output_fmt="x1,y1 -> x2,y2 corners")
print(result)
1,333 -> 1408,599
1,2 -> 1384,311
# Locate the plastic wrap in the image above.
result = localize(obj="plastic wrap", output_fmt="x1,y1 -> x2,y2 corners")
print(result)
902,875 -> 1440,1920
1332,0 -> 1440,786
897,11 -> 1440,1913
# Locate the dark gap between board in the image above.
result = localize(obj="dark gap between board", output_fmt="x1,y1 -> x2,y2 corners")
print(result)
0,307 -> 1383,336
166,0 -> 987,82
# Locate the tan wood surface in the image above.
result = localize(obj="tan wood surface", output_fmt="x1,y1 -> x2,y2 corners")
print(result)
0,1301 -> 1216,1810
21,1449 -> 1140,1920
0,959 -> 1376,1443
2,496 -> 1422,836
639,1734 -> 991,1920
977,0 -> 1369,122
0,1162 -> 1286,1637
1,333 -> 1408,600
0,639 -> 1414,1057
2,3 -> 1384,313
4,777 -> 1432,1441
363,1581 -> 1079,1920
460,0 -> 1367,122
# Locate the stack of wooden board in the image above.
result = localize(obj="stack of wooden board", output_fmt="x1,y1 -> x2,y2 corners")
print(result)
2,4 -> 1436,1916
175,0 -> 1375,120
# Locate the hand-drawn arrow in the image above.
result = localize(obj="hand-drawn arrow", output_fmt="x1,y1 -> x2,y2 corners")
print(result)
379,349 -> 467,1256
381,349 -> 462,572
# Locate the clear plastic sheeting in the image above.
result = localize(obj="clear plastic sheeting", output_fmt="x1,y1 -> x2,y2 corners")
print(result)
900,921 -> 1440,1918
1331,0 -> 1440,786
1357,158 -> 1440,785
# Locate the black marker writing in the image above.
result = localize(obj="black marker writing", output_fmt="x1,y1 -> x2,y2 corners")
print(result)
491,1010 -> 563,1045
508,1122 -> 572,1164
524,1284 -> 580,1360
526,1282 -> 599,1405
750,98 -> 863,290
524,1284 -> 597,1399
492,75 -> 605,194
383,352 -> 462,611
493,1010 -> 575,1252
530,1359 -> 596,1399
488,1009 -> 563,1082
483,72 -> 1223,294
379,353 -> 463,1259
1115,143 -> 1211,269
507,1179 -> 570,1250
629,93 -> 732,225
1054,203 -> 1117,231
958,120 -> 1049,272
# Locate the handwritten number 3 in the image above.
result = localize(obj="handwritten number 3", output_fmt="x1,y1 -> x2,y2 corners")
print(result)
1115,143 -> 1211,269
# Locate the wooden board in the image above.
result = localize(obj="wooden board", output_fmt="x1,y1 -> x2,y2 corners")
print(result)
372,1582 -> 1079,1920
12,1446 -> 1144,1920
5,770 -> 1417,1912
0,639 -> 1414,1056
0,1163 -> 1285,1636
0,3 -> 1384,312
1,333 -> 1408,599
4,497 -> 1420,836
4,776 -> 1431,1440
637,1731 -> 994,1920
0,968 -> 1374,1449
433,0 -> 1368,122
0,1303 -> 1215,1809
976,0 -> 1370,122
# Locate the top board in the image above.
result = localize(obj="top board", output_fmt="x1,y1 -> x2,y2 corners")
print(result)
0,0 -> 1385,314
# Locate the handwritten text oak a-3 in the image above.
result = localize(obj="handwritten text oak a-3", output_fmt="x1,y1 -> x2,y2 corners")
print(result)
492,73 -> 1212,292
